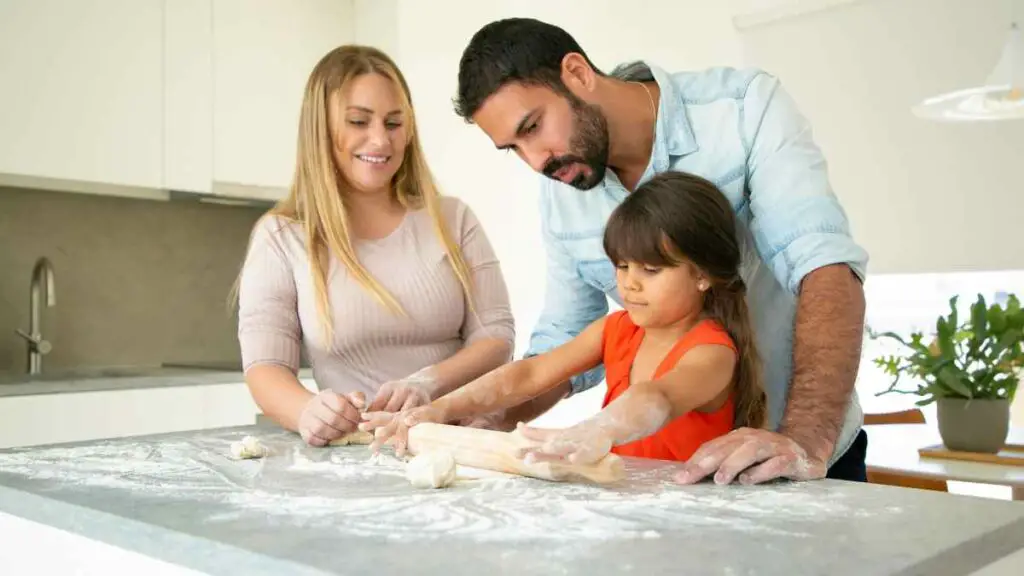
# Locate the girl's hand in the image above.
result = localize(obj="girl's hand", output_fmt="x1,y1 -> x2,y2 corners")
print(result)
514,422 -> 614,465
367,368 -> 438,413
359,403 -> 448,456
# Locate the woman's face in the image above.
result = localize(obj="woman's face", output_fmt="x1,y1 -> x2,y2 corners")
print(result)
329,72 -> 408,196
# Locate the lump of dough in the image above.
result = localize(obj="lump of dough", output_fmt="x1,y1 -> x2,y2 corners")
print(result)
229,435 -> 267,459
406,451 -> 457,489
329,430 -> 374,446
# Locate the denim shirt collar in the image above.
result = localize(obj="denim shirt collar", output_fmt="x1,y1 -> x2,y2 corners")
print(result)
611,62 -> 699,193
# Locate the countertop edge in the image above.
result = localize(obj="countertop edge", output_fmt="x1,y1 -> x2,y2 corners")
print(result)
0,369 -> 315,399
0,483 -> 330,576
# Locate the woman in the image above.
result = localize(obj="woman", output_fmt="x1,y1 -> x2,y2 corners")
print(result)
236,45 -> 515,447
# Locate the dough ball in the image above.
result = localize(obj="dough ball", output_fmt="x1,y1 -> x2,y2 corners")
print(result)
406,451 -> 457,489
229,435 -> 267,459
329,430 -> 374,446
229,441 -> 248,459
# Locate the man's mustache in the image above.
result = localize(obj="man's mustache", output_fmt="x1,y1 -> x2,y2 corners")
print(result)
542,155 -> 587,178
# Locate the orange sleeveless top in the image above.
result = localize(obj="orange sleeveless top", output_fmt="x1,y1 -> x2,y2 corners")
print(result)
602,310 -> 736,462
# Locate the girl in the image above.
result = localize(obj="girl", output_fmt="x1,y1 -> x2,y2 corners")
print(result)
236,46 -> 515,447
362,171 -> 767,464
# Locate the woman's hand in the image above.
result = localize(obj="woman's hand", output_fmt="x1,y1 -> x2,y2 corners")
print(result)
366,368 -> 438,413
514,422 -> 614,465
360,403 -> 448,455
297,390 -> 366,447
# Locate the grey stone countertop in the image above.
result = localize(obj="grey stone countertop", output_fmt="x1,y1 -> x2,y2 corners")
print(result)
0,424 -> 1023,575
0,366 -> 314,398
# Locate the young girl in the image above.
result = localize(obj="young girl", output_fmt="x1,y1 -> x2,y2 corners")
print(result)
362,171 -> 766,465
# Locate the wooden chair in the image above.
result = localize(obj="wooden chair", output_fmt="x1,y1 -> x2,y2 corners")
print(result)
864,409 -> 949,493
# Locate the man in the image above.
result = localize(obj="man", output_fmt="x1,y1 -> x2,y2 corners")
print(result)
455,17 -> 869,485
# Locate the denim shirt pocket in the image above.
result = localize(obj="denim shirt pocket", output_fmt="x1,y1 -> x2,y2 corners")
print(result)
577,258 -> 617,295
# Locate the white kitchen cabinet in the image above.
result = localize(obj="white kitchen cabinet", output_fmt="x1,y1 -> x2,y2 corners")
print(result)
0,376 -> 317,449
0,0 -> 165,191
0,0 -> 353,201
211,0 -> 354,198
163,0 -> 214,194
0,383 -> 256,449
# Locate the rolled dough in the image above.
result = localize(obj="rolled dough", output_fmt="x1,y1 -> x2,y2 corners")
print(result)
406,451 -> 457,489
329,430 -> 375,446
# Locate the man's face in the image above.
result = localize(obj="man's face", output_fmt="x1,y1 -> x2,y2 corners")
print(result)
472,82 -> 609,190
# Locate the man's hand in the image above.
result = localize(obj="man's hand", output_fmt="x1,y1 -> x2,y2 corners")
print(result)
675,428 -> 827,485
297,390 -> 366,447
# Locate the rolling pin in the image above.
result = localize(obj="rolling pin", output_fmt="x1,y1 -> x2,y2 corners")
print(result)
406,422 -> 625,484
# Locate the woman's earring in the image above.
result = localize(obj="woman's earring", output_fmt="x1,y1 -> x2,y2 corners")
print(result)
698,280 -> 709,292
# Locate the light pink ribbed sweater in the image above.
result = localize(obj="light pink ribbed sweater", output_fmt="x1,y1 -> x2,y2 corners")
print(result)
237,196 -> 515,398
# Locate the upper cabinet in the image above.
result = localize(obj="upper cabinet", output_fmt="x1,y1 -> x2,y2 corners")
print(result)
164,0 -> 214,195
0,0 -> 165,192
0,0 -> 353,201
212,0 -> 354,198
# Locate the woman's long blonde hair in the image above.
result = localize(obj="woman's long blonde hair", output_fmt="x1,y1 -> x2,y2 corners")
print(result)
240,45 -> 474,344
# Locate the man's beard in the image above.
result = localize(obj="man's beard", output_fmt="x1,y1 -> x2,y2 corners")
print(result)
542,96 -> 610,190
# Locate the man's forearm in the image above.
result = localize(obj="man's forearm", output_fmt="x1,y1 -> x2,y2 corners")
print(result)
780,264 -> 865,462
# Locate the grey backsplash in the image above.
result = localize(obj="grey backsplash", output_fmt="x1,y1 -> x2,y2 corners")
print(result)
0,186 -> 268,373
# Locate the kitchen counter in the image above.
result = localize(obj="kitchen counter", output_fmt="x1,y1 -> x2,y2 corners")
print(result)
1,425 -> 1023,575
0,366 -> 314,398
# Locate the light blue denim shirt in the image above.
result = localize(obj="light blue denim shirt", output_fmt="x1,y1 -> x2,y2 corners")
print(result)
525,62 -> 869,464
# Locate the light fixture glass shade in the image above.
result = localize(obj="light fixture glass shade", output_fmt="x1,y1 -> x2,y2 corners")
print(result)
912,23 -> 1024,121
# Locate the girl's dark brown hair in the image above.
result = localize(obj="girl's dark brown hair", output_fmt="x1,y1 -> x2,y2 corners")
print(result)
603,171 -> 766,429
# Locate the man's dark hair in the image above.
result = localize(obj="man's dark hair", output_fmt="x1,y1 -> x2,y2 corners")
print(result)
454,18 -> 604,121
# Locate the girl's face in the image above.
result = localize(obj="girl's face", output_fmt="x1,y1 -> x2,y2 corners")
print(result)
329,72 -> 408,197
615,260 -> 708,328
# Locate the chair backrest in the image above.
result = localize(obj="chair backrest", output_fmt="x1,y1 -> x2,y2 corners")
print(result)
864,409 -> 926,426
864,408 -> 947,492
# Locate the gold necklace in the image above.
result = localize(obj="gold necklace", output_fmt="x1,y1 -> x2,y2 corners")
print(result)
636,81 -> 657,120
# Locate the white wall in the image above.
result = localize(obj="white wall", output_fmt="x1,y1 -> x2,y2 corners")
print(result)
739,0 -> 1024,274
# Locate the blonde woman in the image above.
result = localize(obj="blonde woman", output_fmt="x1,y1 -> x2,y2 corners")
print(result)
236,46 -> 515,447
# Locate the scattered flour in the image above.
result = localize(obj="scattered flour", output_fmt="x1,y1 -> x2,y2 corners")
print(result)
0,430 -> 903,545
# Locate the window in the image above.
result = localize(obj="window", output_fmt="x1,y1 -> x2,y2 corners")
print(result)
858,270 -> 1024,421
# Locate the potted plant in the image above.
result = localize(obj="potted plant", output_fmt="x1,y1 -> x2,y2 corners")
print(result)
869,293 -> 1023,453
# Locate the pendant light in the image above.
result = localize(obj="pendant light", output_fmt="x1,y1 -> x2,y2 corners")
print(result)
912,9 -> 1023,122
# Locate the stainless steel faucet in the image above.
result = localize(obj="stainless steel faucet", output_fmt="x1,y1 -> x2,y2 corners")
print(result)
15,257 -> 56,375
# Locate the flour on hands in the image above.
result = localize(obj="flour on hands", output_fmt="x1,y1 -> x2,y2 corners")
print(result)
515,423 -> 614,466
298,389 -> 366,447
360,403 -> 448,456
367,366 -> 438,413
675,428 -> 828,485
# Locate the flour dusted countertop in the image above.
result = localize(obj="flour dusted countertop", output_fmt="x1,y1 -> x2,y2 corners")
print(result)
1,425 -> 1023,575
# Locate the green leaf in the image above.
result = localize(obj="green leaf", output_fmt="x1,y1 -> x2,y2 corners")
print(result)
988,305 -> 1007,333
1009,294 -> 1021,314
971,295 -> 988,350
991,329 -> 1023,360
938,368 -> 971,398
936,318 -> 955,358
1007,296 -> 1024,329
